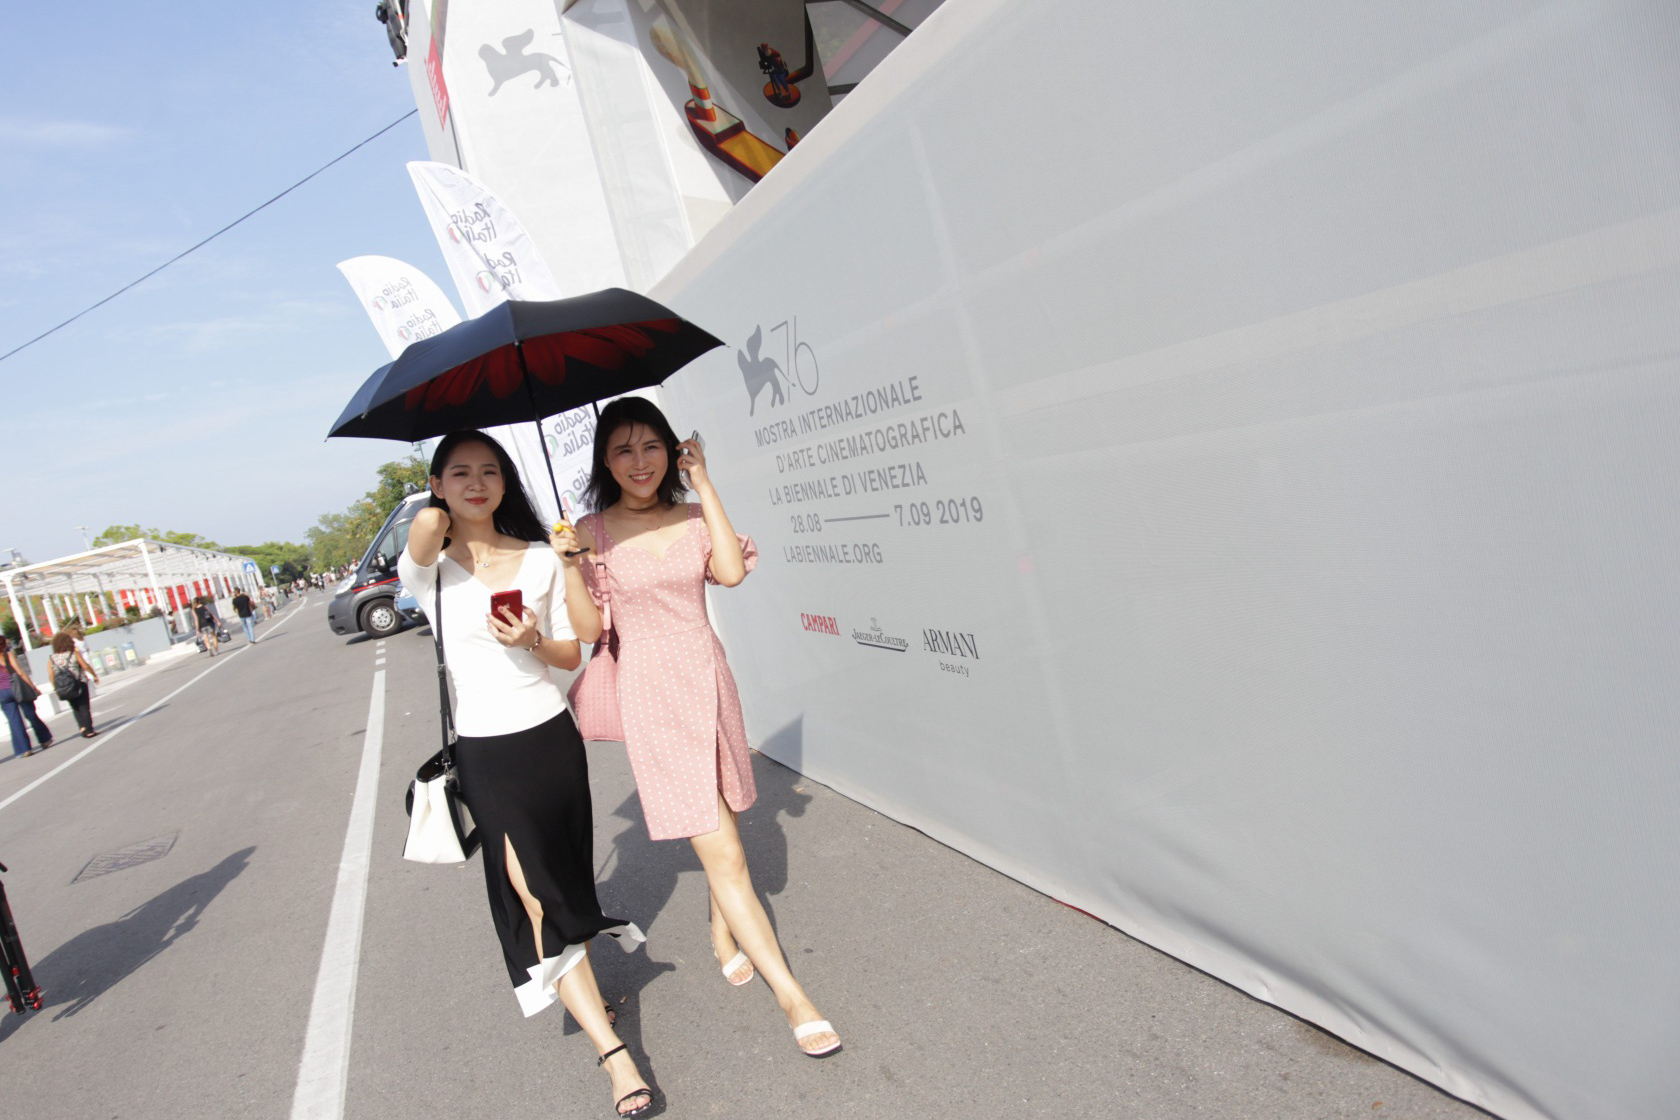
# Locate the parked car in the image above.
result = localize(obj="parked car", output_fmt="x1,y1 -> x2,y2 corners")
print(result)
327,492 -> 429,639
394,582 -> 425,627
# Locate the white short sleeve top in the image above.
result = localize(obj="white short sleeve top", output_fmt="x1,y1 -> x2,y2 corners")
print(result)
398,541 -> 577,737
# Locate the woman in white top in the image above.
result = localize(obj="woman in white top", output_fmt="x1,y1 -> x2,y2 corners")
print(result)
398,430 -> 654,1117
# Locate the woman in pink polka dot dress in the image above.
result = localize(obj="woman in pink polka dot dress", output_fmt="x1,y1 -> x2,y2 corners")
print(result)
556,397 -> 840,1059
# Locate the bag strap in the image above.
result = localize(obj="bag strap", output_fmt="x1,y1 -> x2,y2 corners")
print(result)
431,568 -> 457,767
584,514 -> 614,641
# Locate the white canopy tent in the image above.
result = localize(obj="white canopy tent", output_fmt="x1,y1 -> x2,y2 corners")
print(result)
1,540 -> 266,651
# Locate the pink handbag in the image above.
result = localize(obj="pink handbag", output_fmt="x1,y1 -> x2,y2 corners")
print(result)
567,557 -> 624,742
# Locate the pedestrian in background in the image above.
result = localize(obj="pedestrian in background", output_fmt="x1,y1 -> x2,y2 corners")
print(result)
0,636 -> 53,758
193,596 -> 220,656
49,631 -> 98,739
232,587 -> 258,644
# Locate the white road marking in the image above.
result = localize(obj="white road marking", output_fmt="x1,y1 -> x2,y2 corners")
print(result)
0,647 -> 246,814
0,598 -> 313,811
374,658 -> 385,666
289,669 -> 385,1120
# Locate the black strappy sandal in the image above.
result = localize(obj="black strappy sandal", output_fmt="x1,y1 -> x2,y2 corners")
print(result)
597,1044 -> 654,1117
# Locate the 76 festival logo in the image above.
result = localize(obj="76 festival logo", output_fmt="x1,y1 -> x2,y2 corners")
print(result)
739,317 -> 820,415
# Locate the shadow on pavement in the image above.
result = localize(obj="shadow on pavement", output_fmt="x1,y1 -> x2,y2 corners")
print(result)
0,710 -> 144,764
591,726 -> 814,974
578,736 -> 815,1101
746,718 -> 813,903
340,620 -> 432,647
0,846 -> 255,1039
577,791 -> 681,1045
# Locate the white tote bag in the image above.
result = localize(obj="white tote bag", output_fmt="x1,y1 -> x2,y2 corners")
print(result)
401,566 -> 480,864
403,756 -> 476,864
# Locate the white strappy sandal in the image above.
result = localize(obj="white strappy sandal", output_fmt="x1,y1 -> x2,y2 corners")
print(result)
793,1019 -> 842,1058
719,949 -> 755,986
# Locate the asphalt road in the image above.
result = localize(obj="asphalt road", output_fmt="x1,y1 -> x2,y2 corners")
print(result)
0,595 -> 1495,1119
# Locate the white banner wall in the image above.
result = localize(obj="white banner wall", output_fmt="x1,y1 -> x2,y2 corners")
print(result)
562,0 -> 836,289
562,0 -> 717,291
431,0 -> 626,295
648,3 -> 1680,1119
400,0 -> 464,167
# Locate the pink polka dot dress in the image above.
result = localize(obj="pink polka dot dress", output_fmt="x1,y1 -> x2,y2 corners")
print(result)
580,504 -> 759,840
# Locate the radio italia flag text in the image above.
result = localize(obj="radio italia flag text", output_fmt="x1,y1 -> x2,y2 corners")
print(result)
336,255 -> 463,359
406,160 -> 564,315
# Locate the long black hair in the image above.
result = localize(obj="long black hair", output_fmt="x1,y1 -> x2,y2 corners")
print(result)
583,396 -> 687,513
428,429 -> 550,543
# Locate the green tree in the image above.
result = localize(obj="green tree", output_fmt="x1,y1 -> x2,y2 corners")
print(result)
224,541 -> 313,583
158,530 -> 222,549
90,524 -> 145,547
307,507 -> 369,570
307,456 -> 428,571
370,456 -> 430,518
90,524 -> 221,549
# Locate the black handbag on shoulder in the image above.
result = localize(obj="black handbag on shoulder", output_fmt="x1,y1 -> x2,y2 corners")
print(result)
9,660 -> 39,705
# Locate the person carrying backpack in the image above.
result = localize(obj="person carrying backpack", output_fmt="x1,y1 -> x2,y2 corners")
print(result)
49,631 -> 99,738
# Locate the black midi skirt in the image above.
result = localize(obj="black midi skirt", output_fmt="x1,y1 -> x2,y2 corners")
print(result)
453,709 -> 643,1017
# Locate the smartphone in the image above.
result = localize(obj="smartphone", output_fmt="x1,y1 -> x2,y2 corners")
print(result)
680,429 -> 703,490
489,589 -> 524,622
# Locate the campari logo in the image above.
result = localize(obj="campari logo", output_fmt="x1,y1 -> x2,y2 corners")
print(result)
800,612 -> 839,636
851,617 -> 908,652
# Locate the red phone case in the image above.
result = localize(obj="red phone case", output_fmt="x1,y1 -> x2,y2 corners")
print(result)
490,590 -> 523,620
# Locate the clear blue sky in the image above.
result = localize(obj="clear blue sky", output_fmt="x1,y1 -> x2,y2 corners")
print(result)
1,1 -> 455,564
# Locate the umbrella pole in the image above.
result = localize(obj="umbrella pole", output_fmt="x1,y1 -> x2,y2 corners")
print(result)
515,343 -> 565,519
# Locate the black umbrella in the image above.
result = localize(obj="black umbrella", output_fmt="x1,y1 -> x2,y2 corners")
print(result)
328,288 -> 724,509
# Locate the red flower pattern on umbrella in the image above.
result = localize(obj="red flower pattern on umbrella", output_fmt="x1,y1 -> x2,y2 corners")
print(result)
403,319 -> 681,412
